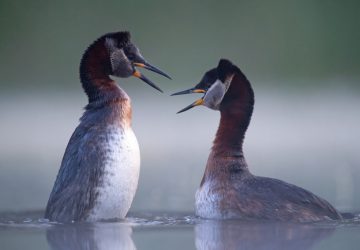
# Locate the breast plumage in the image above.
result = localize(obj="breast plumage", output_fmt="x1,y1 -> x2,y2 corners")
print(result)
88,125 -> 140,220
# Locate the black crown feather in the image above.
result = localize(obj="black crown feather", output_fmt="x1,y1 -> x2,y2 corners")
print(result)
108,31 -> 131,48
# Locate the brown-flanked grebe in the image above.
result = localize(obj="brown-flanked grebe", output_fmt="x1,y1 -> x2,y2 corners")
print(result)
172,59 -> 342,222
45,31 -> 171,222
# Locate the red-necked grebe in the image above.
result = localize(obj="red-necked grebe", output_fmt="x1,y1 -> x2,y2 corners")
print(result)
45,31 -> 171,222
172,59 -> 342,222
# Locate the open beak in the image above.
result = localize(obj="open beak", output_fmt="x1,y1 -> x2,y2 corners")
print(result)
134,62 -> 172,80
171,86 -> 206,113
176,98 -> 204,114
132,62 -> 171,93
171,87 -> 206,96
133,70 -> 163,93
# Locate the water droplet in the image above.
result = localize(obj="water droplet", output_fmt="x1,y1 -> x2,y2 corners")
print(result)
38,218 -> 50,223
23,218 -> 32,223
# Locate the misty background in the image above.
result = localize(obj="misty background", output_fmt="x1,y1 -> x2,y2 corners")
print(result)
0,0 -> 359,214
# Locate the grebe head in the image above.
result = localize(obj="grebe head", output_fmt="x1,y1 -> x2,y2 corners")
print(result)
103,32 -> 171,92
172,59 -> 236,113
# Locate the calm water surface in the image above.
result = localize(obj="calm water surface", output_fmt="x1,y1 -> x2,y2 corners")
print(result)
1,90 -> 359,249
0,211 -> 359,250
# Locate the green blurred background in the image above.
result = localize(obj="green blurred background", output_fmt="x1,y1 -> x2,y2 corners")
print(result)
1,0 -> 360,89
0,0 -> 359,213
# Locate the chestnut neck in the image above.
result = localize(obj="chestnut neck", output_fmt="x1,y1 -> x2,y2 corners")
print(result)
79,37 -> 126,107
206,68 -> 254,175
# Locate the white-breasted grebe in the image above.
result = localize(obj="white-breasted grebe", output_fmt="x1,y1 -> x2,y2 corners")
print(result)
172,59 -> 342,222
45,31 -> 170,222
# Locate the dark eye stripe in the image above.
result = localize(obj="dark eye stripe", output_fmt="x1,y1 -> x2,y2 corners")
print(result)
123,45 -> 137,61
127,54 -> 134,60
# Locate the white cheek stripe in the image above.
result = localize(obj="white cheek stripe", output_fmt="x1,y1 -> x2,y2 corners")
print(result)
224,74 -> 234,92
203,80 -> 226,110
202,74 -> 234,110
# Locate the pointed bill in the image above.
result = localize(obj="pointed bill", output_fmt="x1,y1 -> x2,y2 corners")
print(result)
171,88 -> 206,96
134,62 -> 171,79
133,70 -> 163,92
177,98 -> 204,114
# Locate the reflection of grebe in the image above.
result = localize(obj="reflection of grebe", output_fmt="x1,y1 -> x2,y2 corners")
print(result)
46,223 -> 136,250
195,220 -> 334,250
45,31 -> 170,222
173,59 -> 342,222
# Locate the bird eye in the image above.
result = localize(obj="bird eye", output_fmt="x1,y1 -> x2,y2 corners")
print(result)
123,46 -> 136,61
127,53 -> 135,60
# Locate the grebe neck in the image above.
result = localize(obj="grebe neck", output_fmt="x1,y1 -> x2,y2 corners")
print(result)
204,69 -> 254,180
79,37 -> 126,106
213,70 -> 254,158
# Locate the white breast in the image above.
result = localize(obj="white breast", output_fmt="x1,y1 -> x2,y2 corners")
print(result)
195,181 -> 223,219
89,126 -> 140,220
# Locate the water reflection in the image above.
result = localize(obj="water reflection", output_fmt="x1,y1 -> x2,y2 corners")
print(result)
46,222 -> 136,250
195,220 -> 335,250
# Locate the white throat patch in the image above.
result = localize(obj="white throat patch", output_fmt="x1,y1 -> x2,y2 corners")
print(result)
203,74 -> 234,110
